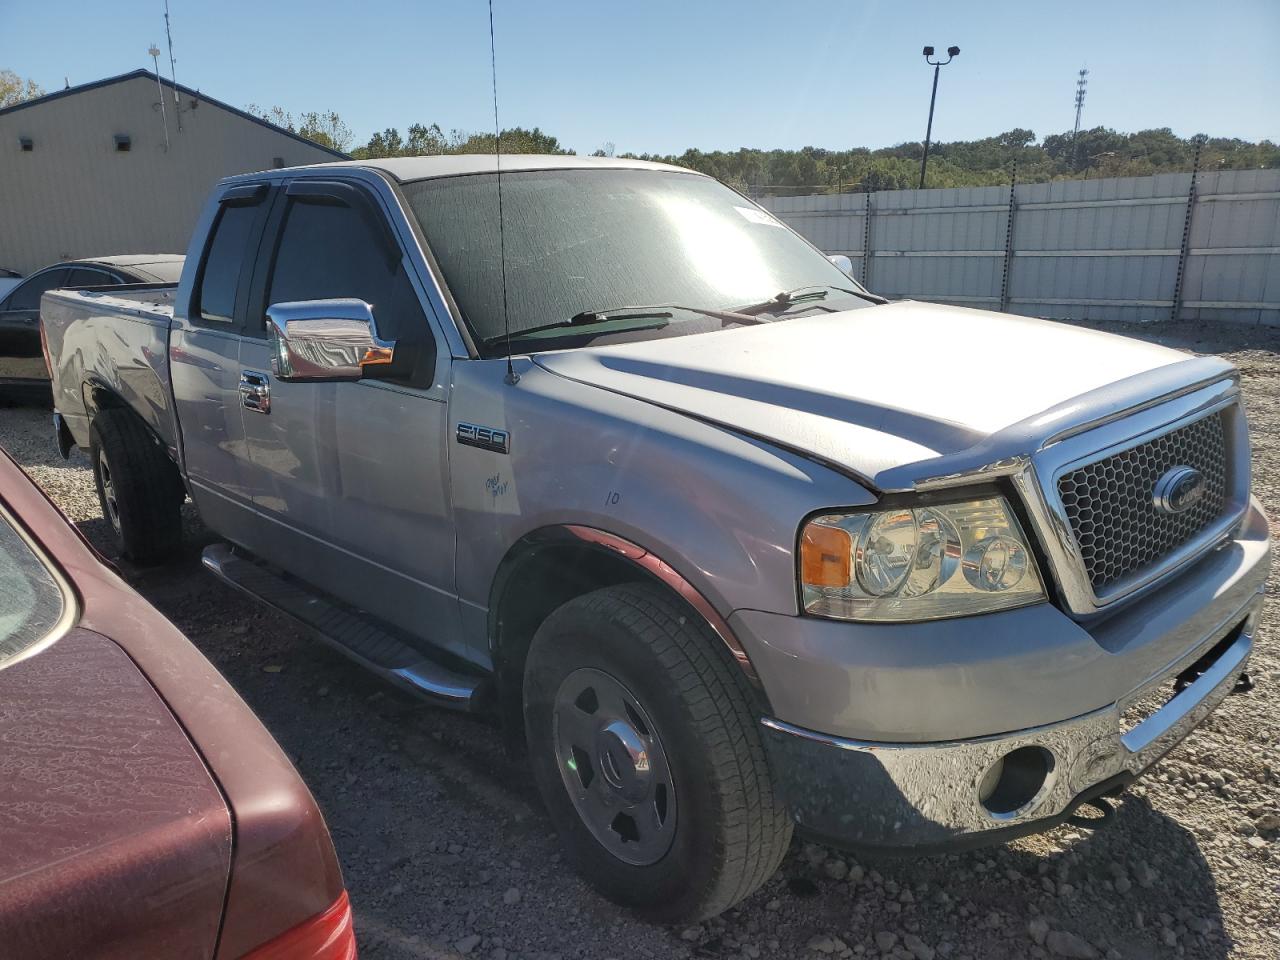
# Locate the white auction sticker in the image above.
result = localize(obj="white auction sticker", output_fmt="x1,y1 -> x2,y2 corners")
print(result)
734,206 -> 783,227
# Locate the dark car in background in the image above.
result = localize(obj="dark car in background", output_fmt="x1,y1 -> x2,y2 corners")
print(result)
0,447 -> 355,960
0,254 -> 184,395
0,267 -> 21,300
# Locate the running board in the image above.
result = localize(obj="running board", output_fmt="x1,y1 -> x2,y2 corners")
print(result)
201,543 -> 486,712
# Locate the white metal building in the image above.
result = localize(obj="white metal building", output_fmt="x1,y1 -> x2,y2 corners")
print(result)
0,70 -> 346,275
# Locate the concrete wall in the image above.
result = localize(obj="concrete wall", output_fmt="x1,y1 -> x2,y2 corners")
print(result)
0,74 -> 342,275
760,169 -> 1280,326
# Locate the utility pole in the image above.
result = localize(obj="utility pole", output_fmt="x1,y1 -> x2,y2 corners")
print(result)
1071,68 -> 1088,167
164,0 -> 182,130
919,45 -> 960,190
148,45 -> 170,151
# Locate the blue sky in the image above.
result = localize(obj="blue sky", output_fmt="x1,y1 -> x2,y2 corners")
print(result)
5,0 -> 1278,155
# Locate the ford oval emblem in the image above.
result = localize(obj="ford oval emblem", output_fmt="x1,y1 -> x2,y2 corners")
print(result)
1153,465 -> 1206,515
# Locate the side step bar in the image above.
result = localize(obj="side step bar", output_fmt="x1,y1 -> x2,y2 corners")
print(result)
201,543 -> 486,712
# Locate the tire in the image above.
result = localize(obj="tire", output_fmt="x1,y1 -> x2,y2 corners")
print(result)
89,409 -> 183,564
524,582 -> 792,921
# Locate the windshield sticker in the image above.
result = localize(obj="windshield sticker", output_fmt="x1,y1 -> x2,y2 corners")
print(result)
734,206 -> 784,227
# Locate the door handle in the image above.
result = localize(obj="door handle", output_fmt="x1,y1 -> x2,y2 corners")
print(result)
239,370 -> 271,414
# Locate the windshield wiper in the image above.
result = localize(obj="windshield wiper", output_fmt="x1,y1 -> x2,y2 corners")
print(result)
483,303 -> 762,345
733,283 -> 887,316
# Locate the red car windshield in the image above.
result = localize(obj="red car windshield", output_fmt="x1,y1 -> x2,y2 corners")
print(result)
0,507 -> 68,669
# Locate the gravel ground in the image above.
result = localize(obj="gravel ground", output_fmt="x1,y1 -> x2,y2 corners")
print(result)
1,320 -> 1277,960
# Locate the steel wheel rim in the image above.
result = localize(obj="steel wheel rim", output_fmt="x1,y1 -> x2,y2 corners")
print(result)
98,451 -> 120,534
552,667 -> 676,866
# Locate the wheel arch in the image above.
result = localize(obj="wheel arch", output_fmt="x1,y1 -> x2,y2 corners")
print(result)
489,524 -> 767,742
82,377 -> 181,467
83,379 -> 188,502
82,375 -> 141,420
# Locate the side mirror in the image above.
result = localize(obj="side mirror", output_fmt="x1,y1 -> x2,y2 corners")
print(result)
266,298 -> 396,382
828,254 -> 854,276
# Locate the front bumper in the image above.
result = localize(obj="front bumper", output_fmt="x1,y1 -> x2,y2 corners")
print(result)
749,500 -> 1270,850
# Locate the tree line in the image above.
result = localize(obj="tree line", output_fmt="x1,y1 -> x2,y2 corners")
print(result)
2,71 -> 1275,195
253,101 -> 1278,194
609,128 -> 1278,194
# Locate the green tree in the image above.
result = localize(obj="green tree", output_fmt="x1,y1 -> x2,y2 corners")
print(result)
247,103 -> 352,154
354,124 -> 574,159
0,69 -> 45,108
297,111 -> 353,153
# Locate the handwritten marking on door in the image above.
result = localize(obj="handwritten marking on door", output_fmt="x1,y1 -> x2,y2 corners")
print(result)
486,474 -> 509,500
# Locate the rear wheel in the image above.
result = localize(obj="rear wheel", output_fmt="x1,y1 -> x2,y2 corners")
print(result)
89,409 -> 183,563
524,582 -> 792,921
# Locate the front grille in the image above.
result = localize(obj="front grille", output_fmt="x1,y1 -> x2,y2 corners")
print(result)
1057,410 -> 1229,592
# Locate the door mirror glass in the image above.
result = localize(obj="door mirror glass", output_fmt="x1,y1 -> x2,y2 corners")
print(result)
827,254 -> 854,276
267,298 -> 397,382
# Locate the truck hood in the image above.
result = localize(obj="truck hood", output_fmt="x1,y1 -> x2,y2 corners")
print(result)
533,300 -> 1192,487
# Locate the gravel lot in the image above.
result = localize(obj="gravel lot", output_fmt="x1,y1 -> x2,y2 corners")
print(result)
2,320 -> 1277,960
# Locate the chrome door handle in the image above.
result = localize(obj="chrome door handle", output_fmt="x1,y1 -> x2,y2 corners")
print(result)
239,370 -> 271,414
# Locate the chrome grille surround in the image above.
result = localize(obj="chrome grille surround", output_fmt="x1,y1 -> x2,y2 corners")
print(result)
1057,411 -> 1229,592
879,362 -> 1251,618
1012,377 -> 1251,616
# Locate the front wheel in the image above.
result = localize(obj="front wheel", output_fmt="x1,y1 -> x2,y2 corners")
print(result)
524,582 -> 792,921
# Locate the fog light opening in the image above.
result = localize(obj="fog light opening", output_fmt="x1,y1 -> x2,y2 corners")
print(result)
979,746 -> 1055,817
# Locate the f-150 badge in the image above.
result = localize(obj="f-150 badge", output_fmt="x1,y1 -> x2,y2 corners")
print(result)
457,422 -> 510,455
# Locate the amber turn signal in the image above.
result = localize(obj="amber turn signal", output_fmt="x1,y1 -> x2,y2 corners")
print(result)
800,523 -> 852,588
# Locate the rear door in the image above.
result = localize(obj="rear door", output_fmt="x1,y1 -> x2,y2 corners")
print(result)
236,178 -> 464,658
169,183 -> 274,545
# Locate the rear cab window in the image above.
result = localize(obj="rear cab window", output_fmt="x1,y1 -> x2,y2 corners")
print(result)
0,507 -> 72,669
193,183 -> 271,327
198,204 -> 261,323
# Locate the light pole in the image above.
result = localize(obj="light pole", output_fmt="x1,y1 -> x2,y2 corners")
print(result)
919,45 -> 960,190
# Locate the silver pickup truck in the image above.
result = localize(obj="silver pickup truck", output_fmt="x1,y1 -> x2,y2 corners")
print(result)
42,155 -> 1270,922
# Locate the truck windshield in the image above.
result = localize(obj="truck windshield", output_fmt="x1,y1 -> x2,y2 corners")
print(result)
401,169 -> 873,356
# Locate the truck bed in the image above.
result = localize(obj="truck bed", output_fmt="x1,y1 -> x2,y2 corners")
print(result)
42,284 -> 178,454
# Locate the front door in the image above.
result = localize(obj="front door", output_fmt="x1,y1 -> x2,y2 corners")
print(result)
236,179 -> 463,659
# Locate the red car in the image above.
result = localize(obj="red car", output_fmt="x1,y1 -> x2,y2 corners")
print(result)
0,447 -> 355,960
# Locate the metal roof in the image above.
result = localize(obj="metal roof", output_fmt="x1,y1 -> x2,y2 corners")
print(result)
0,70 -> 348,159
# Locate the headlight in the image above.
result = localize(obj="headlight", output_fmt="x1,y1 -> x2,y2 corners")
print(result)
799,496 -> 1046,621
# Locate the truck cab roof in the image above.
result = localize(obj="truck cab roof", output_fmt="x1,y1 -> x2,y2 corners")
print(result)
242,153 -> 698,184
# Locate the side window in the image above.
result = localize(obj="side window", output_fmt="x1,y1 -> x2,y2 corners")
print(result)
267,196 -> 425,341
197,201 -> 261,324
64,268 -> 111,288
6,270 -> 70,312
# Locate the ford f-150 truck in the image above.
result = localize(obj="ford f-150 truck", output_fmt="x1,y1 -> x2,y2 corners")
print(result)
41,155 -> 1270,922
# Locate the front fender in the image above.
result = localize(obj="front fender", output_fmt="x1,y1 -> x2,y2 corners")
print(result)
450,358 -> 873,625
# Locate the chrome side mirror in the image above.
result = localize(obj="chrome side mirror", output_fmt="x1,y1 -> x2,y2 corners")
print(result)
828,254 -> 854,276
266,299 -> 396,382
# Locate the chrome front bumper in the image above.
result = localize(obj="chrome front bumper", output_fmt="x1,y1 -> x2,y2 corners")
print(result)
760,589 -> 1263,850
